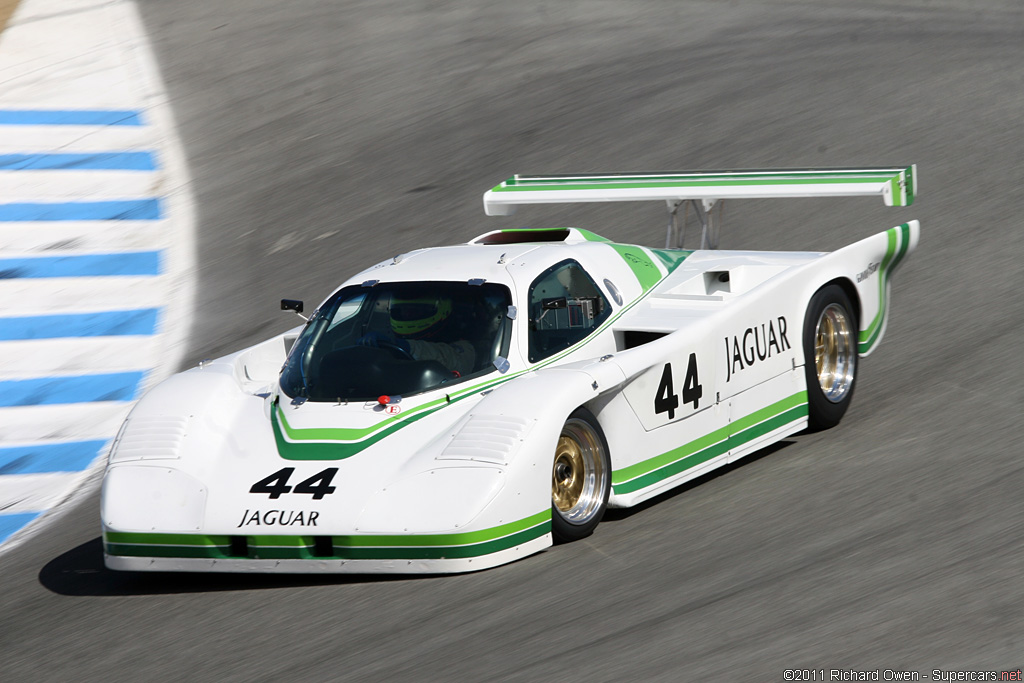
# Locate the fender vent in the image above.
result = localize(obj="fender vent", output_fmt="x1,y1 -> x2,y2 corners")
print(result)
617,330 -> 668,350
110,416 -> 189,462
437,415 -> 532,465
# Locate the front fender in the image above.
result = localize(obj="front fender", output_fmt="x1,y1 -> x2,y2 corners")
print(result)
106,364 -> 251,467
465,365 -> 624,531
358,364 -> 626,538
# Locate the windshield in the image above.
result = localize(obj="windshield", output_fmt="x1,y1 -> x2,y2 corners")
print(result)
280,281 -> 513,401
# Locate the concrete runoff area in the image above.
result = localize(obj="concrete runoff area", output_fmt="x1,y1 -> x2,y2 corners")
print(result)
1,0 -> 1023,680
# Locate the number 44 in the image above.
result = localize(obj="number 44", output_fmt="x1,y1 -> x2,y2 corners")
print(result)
250,467 -> 338,500
654,353 -> 703,420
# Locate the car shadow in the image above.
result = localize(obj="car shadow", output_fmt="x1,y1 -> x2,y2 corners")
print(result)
601,439 -> 796,523
38,537 -> 421,597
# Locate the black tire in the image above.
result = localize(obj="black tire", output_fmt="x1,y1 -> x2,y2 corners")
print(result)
551,407 -> 611,543
803,284 -> 858,431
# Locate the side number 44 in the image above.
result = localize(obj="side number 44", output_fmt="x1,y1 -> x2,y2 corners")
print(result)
654,353 -> 703,420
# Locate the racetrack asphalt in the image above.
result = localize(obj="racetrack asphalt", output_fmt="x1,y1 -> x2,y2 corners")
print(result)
2,1 -> 1023,680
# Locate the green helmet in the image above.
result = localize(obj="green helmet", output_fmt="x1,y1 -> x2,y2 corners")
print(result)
389,295 -> 453,337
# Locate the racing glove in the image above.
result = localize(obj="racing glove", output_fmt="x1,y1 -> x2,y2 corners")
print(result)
357,332 -> 411,353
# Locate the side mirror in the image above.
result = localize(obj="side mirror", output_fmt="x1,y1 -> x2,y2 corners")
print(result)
281,299 -> 308,321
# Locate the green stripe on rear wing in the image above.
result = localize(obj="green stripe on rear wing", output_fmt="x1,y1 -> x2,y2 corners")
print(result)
483,166 -> 916,215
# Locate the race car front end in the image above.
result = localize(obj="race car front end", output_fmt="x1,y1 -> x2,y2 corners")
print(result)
101,271 -> 556,574
100,362 -> 554,573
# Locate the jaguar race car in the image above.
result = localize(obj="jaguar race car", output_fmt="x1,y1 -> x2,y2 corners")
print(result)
101,167 -> 919,573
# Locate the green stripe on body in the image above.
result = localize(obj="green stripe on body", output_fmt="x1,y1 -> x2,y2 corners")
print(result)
273,401 -> 442,460
104,532 -> 231,559
576,228 -> 611,242
858,223 -> 911,353
606,244 -> 663,291
338,522 -> 549,560
275,391 -> 448,442
650,248 -> 694,272
612,391 -> 808,495
103,511 -> 551,561
106,543 -> 230,559
272,367 -> 523,459
104,532 -> 230,546
336,509 -> 549,547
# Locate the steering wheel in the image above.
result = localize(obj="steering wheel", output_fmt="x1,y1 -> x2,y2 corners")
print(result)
376,338 -> 415,361
315,343 -> 411,391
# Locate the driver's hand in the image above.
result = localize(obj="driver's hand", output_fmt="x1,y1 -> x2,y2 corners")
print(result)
357,332 -> 411,353
357,331 -> 388,347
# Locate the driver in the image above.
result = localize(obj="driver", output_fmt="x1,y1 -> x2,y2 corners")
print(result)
358,294 -> 476,377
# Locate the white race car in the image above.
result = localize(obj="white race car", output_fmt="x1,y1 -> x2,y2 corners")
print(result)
102,167 -> 918,573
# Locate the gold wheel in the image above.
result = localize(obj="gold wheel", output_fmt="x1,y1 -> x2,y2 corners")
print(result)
815,302 -> 855,403
551,415 -> 609,535
552,435 -> 586,513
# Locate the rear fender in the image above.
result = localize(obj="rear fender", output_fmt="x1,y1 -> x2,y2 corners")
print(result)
796,221 -> 919,356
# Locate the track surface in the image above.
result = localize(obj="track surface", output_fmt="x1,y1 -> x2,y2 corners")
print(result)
3,1 -> 1023,680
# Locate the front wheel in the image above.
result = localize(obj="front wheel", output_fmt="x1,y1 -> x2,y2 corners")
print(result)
803,284 -> 858,431
551,408 -> 611,543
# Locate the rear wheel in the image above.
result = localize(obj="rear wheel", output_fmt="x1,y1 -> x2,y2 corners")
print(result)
551,408 -> 611,543
803,284 -> 858,431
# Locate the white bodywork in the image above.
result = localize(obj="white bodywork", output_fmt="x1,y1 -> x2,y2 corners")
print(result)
102,169 -> 919,573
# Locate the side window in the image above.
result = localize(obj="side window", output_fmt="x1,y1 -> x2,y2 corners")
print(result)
528,260 -> 611,363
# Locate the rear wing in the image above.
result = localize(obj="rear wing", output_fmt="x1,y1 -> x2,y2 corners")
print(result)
482,166 -> 916,249
483,167 -> 916,215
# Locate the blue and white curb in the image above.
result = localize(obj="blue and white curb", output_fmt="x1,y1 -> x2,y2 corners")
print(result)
0,0 -> 196,551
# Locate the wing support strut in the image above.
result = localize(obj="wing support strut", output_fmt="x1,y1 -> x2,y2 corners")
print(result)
665,199 -> 720,249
